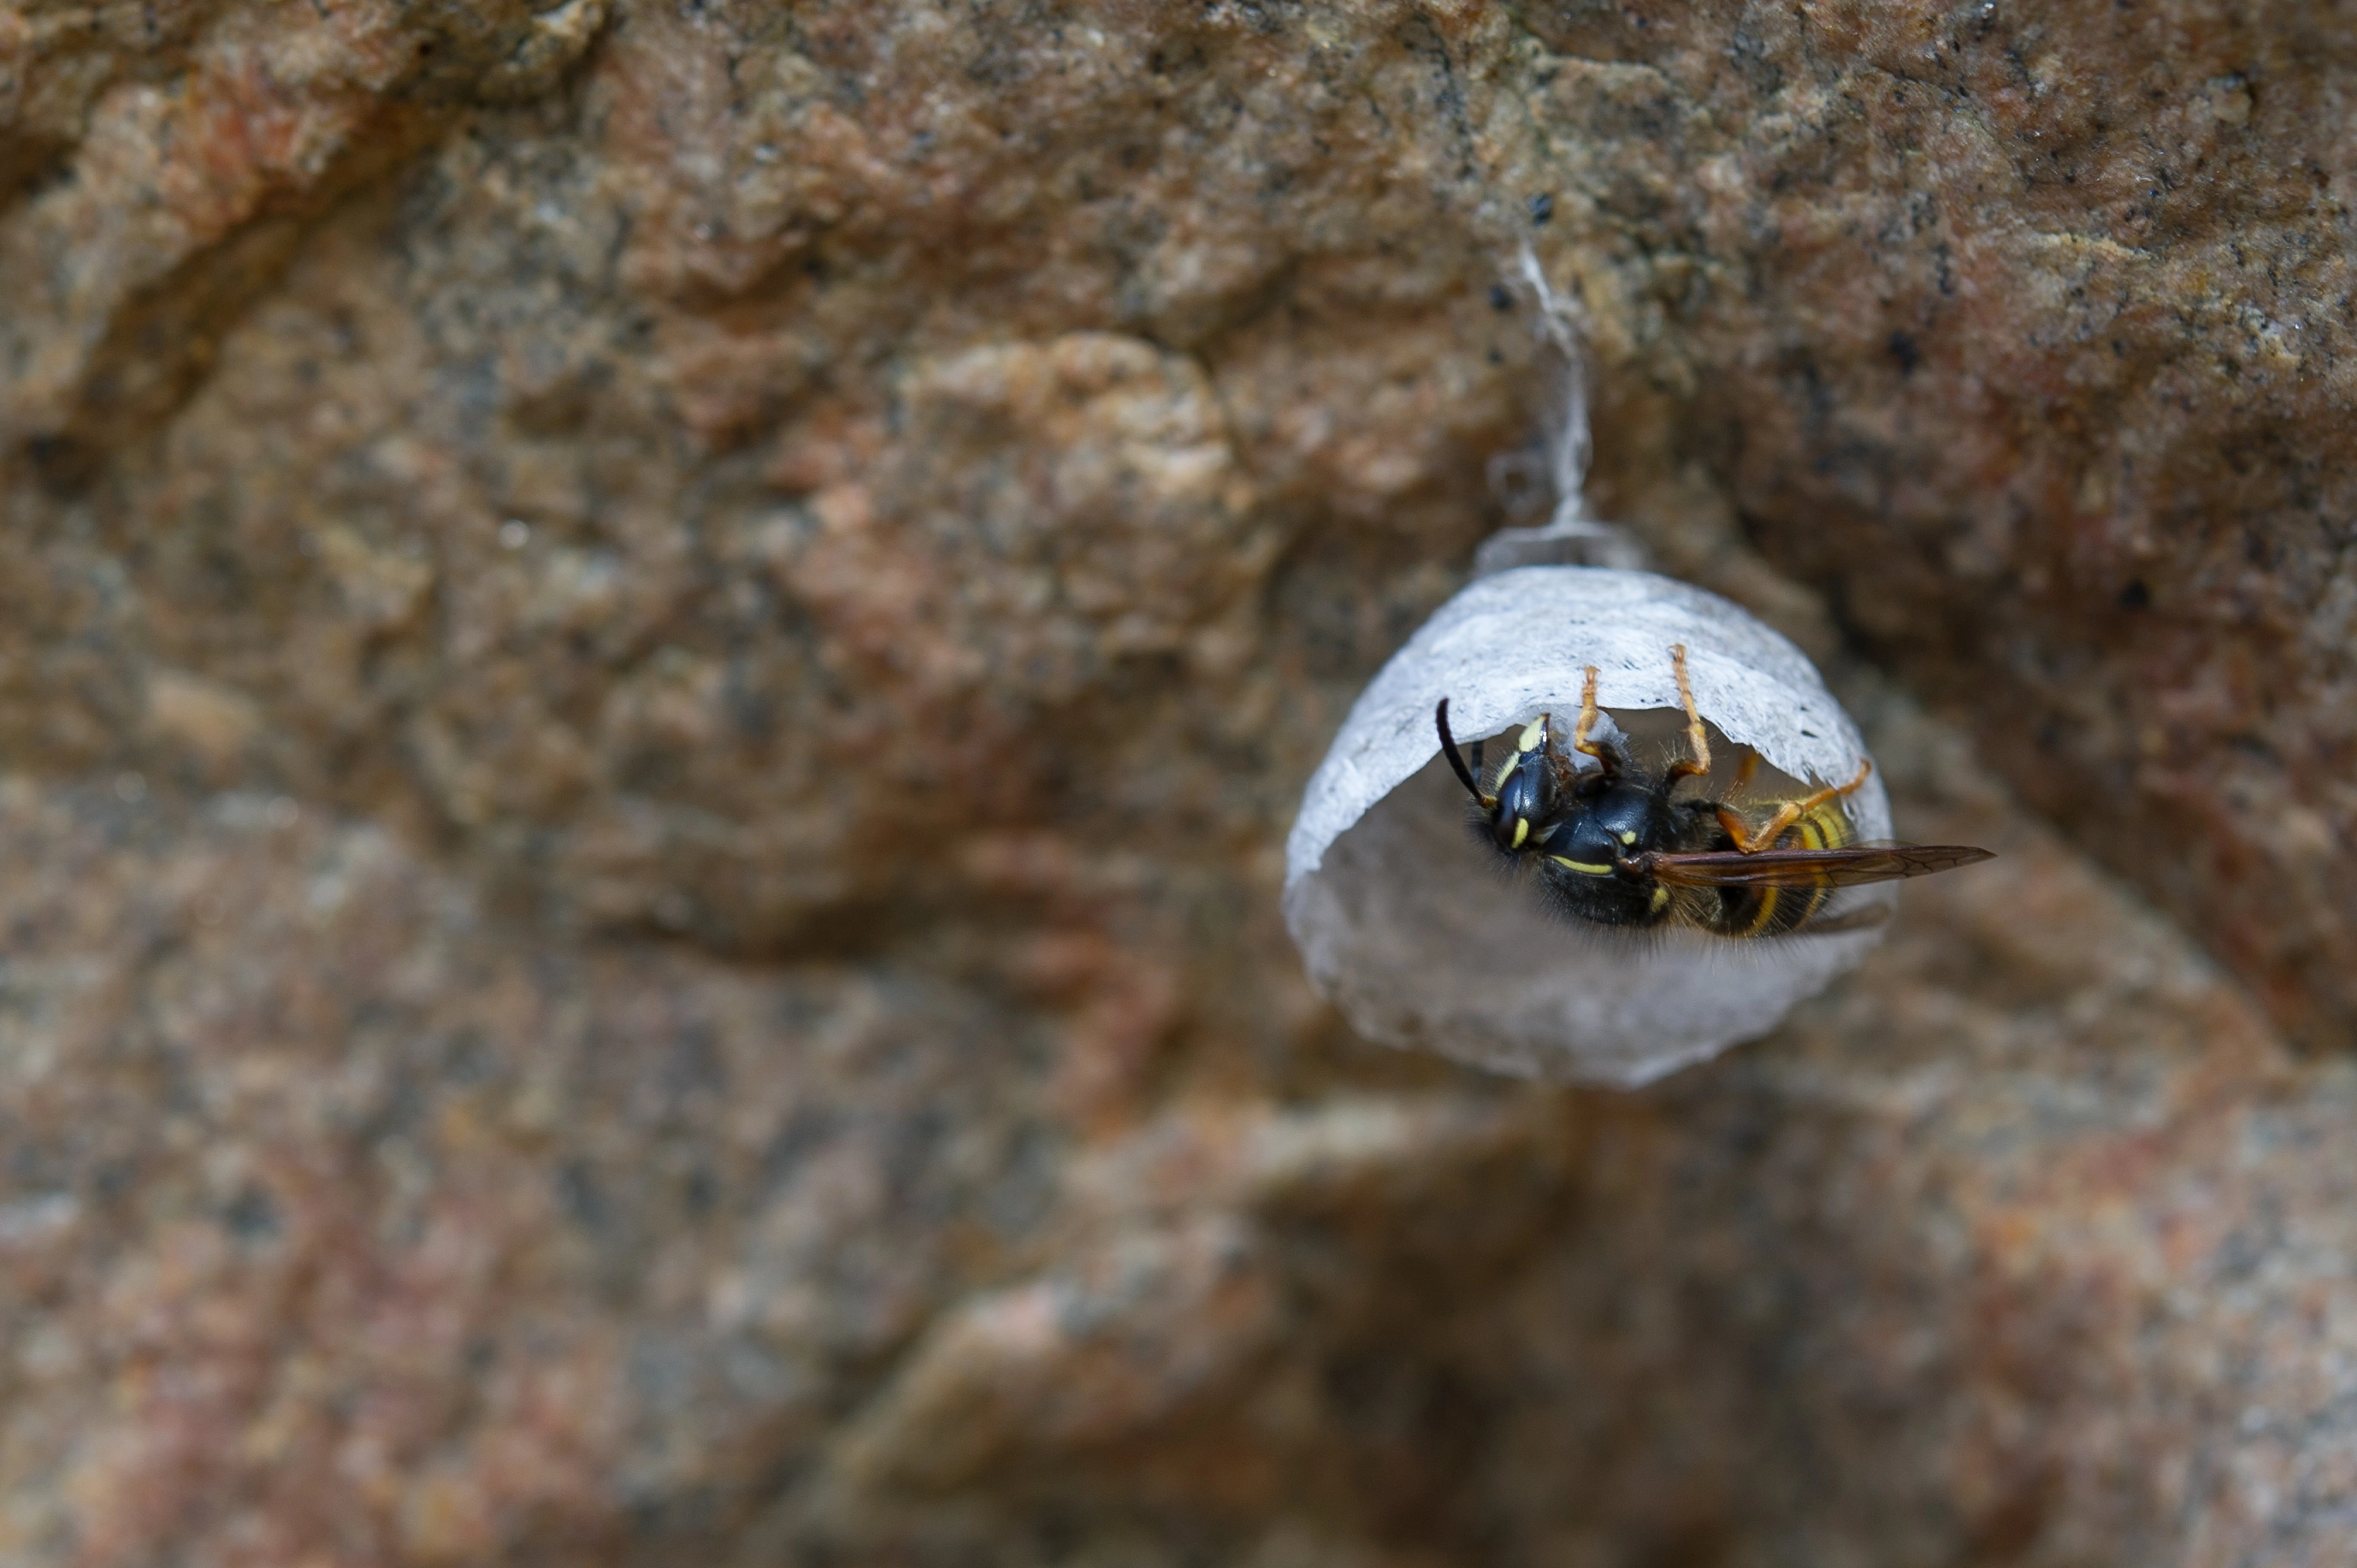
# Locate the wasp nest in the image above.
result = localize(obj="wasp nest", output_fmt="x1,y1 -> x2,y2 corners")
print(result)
1284,566 -> 1896,1087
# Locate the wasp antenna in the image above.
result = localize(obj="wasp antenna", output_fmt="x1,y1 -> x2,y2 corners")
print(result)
1435,699 -> 1493,806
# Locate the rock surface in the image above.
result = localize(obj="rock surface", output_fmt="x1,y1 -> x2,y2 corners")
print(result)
0,687 -> 2339,1566
1,0 -> 2354,1562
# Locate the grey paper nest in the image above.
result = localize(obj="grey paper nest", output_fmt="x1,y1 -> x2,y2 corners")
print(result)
1284,567 -> 1893,1087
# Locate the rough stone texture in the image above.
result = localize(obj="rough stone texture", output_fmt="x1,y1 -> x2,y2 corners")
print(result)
0,689 -> 2346,1566
7,0 -> 2353,1035
1507,0 -> 2357,1052
3,0 -> 2357,1562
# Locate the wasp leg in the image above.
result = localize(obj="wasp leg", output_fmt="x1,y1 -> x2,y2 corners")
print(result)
1568,664 -> 1617,777
1664,643 -> 1712,787
1731,750 -> 1761,793
1716,758 -> 1873,853
1536,711 -> 1586,792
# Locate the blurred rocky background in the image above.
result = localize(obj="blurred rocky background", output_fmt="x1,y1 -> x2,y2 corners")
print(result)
0,0 -> 2352,1562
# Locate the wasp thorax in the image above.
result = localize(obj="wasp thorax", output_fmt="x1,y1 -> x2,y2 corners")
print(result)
1549,783 -> 1655,872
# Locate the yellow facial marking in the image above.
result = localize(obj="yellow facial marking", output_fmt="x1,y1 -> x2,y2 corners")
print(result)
1516,720 -> 1545,753
1617,830 -> 1637,846
1550,858 -> 1613,875
1511,817 -> 1529,849
1495,755 -> 1521,790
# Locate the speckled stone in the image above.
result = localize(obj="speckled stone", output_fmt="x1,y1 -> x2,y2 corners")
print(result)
2,2 -> 2355,1562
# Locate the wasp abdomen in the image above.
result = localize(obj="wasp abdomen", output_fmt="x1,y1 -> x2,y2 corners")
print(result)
1702,799 -> 1851,937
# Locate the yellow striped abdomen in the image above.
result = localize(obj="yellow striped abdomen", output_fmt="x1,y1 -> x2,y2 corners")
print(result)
1705,798 -> 1854,938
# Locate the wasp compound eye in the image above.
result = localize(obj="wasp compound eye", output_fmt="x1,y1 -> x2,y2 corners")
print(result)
1491,752 -> 1549,851
1285,568 -> 1904,1087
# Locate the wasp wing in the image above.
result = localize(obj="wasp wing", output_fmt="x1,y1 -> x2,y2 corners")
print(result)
1639,841 -> 1994,889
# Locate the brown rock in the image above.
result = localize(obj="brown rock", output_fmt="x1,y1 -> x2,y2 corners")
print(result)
1497,0 -> 2357,1046
3,1 -> 2356,1562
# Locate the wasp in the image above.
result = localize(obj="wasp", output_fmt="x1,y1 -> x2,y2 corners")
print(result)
1435,645 -> 1993,937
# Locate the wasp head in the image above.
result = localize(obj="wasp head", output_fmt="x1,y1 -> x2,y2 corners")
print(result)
1488,740 -> 1553,852
1436,700 -> 1569,856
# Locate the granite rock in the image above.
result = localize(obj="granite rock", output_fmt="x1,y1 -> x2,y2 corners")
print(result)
5,0 -> 2350,1035
1496,0 -> 2357,1052
1,0 -> 2355,1562
0,696 -> 2342,1565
